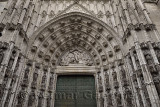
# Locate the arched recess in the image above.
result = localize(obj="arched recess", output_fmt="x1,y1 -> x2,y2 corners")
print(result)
27,12 -> 124,67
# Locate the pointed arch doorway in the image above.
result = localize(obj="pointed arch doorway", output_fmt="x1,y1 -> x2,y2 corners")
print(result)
27,12 -> 124,107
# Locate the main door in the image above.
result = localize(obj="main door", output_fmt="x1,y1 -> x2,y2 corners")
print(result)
55,75 -> 97,107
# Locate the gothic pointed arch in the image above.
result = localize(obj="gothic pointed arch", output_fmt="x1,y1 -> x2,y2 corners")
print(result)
27,12 -> 124,67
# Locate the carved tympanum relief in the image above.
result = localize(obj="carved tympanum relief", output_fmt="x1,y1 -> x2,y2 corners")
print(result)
60,47 -> 93,66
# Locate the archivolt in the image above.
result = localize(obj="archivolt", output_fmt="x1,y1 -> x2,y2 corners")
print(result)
27,12 -> 124,67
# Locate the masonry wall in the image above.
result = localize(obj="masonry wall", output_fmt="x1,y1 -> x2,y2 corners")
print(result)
145,2 -> 160,33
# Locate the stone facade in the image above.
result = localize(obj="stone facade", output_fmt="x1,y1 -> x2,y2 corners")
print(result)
0,0 -> 160,107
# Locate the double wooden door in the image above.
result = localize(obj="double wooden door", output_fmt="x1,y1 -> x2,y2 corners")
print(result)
55,75 -> 97,107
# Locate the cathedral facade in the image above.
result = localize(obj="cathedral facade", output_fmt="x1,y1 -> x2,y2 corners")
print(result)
0,0 -> 160,107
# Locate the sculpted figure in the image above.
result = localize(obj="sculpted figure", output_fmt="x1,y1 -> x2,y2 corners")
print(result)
115,91 -> 122,107
28,91 -> 36,107
17,89 -> 26,107
0,49 -> 4,65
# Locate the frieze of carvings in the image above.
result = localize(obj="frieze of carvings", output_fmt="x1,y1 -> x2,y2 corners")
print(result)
60,47 -> 93,66
69,16 -> 82,23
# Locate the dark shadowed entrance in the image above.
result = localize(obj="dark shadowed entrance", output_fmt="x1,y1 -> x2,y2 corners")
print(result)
55,75 -> 97,107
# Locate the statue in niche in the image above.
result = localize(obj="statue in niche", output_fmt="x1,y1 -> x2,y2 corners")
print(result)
98,74 -> 103,92
38,91 -> 43,107
42,73 -> 46,84
33,70 -> 38,82
8,50 -> 17,69
24,67 -> 30,79
47,94 -> 52,107
115,91 -> 122,107
4,89 -> 12,107
106,92 -> 113,107
121,66 -> 126,79
105,72 -> 110,90
145,53 -> 153,65
0,84 -> 5,101
99,93 -> 104,107
124,88 -> 133,107
17,88 -> 26,107
28,91 -> 36,107
60,47 -> 93,66
49,10 -> 55,18
141,77 -> 152,107
112,71 -> 117,82
49,75 -> 54,86
0,48 -> 4,65
152,73 -> 160,97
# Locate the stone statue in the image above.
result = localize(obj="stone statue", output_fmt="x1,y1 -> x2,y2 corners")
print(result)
28,91 -> 36,107
106,92 -> 113,107
98,74 -> 103,92
145,54 -> 153,65
115,91 -> 122,107
112,71 -> 117,82
124,88 -> 133,107
17,88 -> 26,107
47,94 -> 52,107
38,92 -> 43,107
0,48 -> 4,65
99,94 -> 104,107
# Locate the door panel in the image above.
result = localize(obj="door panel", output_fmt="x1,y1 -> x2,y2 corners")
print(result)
55,75 -> 97,107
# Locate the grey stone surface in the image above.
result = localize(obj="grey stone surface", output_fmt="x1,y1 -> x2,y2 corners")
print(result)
0,0 -> 160,107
